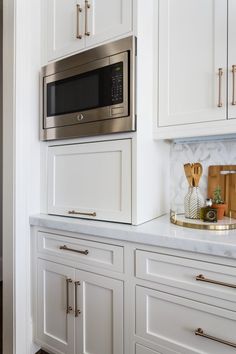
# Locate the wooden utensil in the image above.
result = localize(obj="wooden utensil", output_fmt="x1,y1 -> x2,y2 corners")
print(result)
184,163 -> 193,187
191,163 -> 203,187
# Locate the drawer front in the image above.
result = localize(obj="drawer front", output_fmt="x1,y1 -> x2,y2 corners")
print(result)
136,343 -> 179,354
136,286 -> 236,354
47,139 -> 132,223
37,232 -> 124,273
136,250 -> 236,306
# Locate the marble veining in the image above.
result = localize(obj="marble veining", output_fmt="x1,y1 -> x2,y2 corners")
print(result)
170,139 -> 236,213
30,214 -> 236,260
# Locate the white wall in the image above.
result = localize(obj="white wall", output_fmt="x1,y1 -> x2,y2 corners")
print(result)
3,0 -> 41,352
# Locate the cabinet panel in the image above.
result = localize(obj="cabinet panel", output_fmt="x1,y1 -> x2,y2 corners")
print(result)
75,270 -> 123,354
37,259 -> 75,354
86,0 -> 132,47
46,0 -> 85,61
48,139 -> 132,223
136,286 -> 236,354
136,250 -> 236,310
158,0 -> 227,127
228,0 -> 236,119
37,231 -> 124,273
136,344 -> 161,354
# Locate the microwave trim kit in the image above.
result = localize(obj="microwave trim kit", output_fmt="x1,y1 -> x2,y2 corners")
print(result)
41,36 -> 136,141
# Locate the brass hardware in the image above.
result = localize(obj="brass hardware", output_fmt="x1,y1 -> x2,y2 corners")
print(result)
217,68 -> 223,107
60,245 -> 89,255
76,4 -> 83,39
232,65 -> 236,105
68,210 -> 96,217
195,328 -> 236,348
196,274 -> 236,289
66,278 -> 73,314
85,0 -> 91,36
75,281 -> 81,317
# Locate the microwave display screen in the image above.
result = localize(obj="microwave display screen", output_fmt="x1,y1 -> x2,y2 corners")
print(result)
47,62 -> 124,117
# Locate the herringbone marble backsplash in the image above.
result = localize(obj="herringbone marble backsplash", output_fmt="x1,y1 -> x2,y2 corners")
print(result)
170,140 -> 236,213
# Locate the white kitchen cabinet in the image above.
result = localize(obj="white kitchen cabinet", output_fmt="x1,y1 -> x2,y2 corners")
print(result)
136,344 -> 162,354
75,270 -> 123,354
36,258 -> 123,354
36,259 -> 75,354
136,286 -> 236,354
47,139 -> 132,223
158,0 -> 227,127
228,0 -> 236,120
45,0 -> 85,61
43,0 -> 132,62
85,0 -> 132,48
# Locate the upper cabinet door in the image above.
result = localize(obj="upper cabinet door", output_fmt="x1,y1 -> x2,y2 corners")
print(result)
48,139 -> 132,223
85,0 -> 132,47
45,0 -> 85,61
228,0 -> 236,119
158,0 -> 227,127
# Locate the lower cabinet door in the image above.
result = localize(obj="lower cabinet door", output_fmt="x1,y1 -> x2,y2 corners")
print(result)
37,259 -> 75,354
136,286 -> 236,354
75,270 -> 124,354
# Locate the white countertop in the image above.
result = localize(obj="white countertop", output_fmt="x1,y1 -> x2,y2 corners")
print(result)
29,214 -> 236,260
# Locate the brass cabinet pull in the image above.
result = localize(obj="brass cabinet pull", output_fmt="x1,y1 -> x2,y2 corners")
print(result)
232,65 -> 236,105
85,0 -> 91,36
68,210 -> 96,217
76,4 -> 83,39
196,274 -> 236,289
195,328 -> 236,348
60,245 -> 89,255
217,68 -> 223,107
75,281 -> 81,317
66,278 -> 73,314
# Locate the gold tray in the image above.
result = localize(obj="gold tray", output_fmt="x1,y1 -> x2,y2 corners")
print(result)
170,210 -> 236,231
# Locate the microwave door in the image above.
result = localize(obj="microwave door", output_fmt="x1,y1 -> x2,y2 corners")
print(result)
44,53 -> 128,129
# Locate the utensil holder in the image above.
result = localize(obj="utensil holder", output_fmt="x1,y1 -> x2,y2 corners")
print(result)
184,186 -> 204,219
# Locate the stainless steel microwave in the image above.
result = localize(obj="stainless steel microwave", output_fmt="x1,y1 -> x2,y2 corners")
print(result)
40,36 -> 136,141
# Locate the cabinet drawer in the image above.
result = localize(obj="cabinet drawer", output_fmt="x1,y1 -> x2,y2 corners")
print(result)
136,250 -> 236,307
37,232 -> 124,273
47,139 -> 132,223
136,344 -> 160,354
136,286 -> 236,354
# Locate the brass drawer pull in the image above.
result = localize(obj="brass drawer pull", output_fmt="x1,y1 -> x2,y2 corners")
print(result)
196,274 -> 236,289
68,210 -> 96,217
232,65 -> 236,105
60,245 -> 89,255
195,328 -> 236,348
85,0 -> 91,36
76,4 -> 83,39
66,278 -> 73,314
75,281 -> 81,317
217,68 -> 223,107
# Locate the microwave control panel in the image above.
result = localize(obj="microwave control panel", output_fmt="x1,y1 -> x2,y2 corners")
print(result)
111,64 -> 123,104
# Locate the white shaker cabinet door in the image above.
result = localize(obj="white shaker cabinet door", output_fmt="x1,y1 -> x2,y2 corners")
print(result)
47,139 -> 132,223
85,0 -> 132,47
158,0 -> 227,127
75,270 -> 124,354
36,259 -> 75,354
45,0 -> 85,61
228,0 -> 236,119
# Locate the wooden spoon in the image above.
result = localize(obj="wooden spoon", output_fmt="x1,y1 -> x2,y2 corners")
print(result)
184,163 -> 194,187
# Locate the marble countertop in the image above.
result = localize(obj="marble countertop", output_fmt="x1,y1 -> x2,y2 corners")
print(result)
29,214 -> 236,259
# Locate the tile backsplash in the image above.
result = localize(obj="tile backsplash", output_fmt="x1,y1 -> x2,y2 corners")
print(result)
170,140 -> 236,213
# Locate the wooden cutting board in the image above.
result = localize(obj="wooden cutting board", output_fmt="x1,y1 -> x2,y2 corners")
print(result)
208,165 -> 236,218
